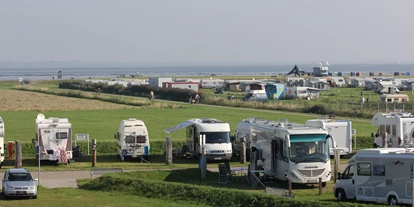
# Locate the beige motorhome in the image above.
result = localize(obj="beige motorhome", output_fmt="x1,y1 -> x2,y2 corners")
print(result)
380,94 -> 408,103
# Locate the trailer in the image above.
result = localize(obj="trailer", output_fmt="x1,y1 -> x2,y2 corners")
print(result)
0,117 -> 4,168
164,118 -> 232,161
305,119 -> 353,156
35,114 -> 72,163
249,119 -> 334,186
371,111 -> 414,148
114,118 -> 150,161
334,148 -> 414,205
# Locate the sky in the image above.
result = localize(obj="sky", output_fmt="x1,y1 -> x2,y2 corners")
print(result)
0,0 -> 413,65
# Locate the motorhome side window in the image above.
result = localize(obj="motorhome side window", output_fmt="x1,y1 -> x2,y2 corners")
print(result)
392,125 -> 396,136
373,165 -> 385,176
357,162 -> 371,176
56,132 -> 68,139
342,165 -> 355,179
385,125 -> 391,135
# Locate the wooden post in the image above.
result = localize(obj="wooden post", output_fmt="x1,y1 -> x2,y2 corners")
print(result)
201,147 -> 206,179
92,139 -> 96,167
333,149 -> 341,183
318,177 -> 322,195
288,177 -> 293,195
166,137 -> 172,165
15,141 -> 22,168
240,137 -> 246,164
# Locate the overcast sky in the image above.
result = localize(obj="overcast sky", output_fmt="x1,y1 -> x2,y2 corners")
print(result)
1,0 -> 413,65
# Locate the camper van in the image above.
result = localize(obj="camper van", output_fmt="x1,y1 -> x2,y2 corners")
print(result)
334,148 -> 414,205
305,119 -> 353,155
243,90 -> 268,102
35,114 -> 72,163
371,111 -> 414,148
114,118 -> 150,161
250,119 -> 334,186
232,118 -> 268,161
0,117 -> 4,167
164,118 -> 232,161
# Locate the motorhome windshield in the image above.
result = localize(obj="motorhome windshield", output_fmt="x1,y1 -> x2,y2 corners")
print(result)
201,132 -> 230,144
289,134 -> 329,163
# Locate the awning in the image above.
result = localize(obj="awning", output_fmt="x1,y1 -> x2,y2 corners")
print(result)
164,121 -> 194,134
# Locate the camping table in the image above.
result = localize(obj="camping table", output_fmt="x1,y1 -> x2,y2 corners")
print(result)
249,170 -> 266,188
231,167 -> 249,183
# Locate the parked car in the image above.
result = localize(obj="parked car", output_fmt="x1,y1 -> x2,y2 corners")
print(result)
2,168 -> 37,199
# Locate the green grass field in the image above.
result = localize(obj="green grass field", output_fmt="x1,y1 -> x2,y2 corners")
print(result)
0,103 -> 376,143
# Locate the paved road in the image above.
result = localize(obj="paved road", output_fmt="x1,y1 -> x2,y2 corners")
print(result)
0,163 -> 349,189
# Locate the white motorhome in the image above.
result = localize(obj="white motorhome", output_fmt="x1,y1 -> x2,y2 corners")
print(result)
35,114 -> 72,163
371,111 -> 414,148
0,117 -> 4,167
114,118 -> 150,161
305,119 -> 353,156
164,118 -> 232,161
334,148 -> 414,205
250,119 -> 334,186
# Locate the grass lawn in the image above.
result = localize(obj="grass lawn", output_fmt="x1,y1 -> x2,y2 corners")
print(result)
1,187 -> 211,207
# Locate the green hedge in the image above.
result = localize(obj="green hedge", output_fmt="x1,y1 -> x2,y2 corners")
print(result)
80,173 -> 375,207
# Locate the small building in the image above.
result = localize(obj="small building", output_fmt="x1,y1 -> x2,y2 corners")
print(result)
285,87 -> 320,99
265,84 -> 285,100
241,81 -> 265,91
149,77 -> 173,88
224,80 -> 241,91
306,80 -> 330,91
163,82 -> 200,92
380,94 -> 409,103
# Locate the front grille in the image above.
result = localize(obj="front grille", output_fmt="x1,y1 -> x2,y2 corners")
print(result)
297,168 -> 325,177
15,187 -> 29,190
209,150 -> 224,154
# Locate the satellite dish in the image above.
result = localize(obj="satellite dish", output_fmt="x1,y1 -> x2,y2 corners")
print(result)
37,114 -> 45,122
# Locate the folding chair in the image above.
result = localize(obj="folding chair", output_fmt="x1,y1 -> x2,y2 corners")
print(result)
218,164 -> 232,184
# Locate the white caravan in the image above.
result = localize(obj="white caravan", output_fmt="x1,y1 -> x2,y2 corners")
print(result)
164,118 -> 232,161
0,117 -> 4,167
250,119 -> 334,186
334,148 -> 414,205
305,119 -> 353,156
232,118 -> 268,161
371,111 -> 414,148
114,118 -> 150,161
35,114 -> 72,163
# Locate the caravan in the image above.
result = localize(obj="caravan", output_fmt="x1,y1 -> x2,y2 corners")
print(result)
305,119 -> 353,155
334,148 -> 414,205
164,118 -> 232,161
114,118 -> 150,161
35,114 -> 72,163
371,111 -> 414,148
0,117 -> 4,168
250,119 -> 334,186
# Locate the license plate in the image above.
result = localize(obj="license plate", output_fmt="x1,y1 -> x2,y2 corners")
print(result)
307,180 -> 318,183
16,191 -> 26,195
214,157 -> 222,160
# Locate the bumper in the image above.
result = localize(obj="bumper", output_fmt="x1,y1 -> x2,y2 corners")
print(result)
4,189 -> 37,197
206,153 -> 232,161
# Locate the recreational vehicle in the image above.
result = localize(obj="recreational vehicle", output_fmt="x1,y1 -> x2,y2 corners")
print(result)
305,119 -> 353,156
164,118 -> 232,161
232,118 -> 268,161
250,119 -> 334,186
334,148 -> 414,205
371,111 -> 414,148
0,117 -> 4,167
114,118 -> 150,161
35,114 -> 72,163
243,90 -> 268,102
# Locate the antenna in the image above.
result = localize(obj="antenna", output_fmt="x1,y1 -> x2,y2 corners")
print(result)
37,114 -> 45,122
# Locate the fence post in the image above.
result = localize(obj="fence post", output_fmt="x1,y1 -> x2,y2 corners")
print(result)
240,138 -> 246,164
166,137 -> 172,165
15,141 -> 22,168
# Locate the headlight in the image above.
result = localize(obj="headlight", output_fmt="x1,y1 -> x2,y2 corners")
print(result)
28,186 -> 35,190
226,150 -> 232,153
7,186 -> 15,190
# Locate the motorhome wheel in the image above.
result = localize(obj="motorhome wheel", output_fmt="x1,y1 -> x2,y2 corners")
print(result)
336,189 -> 346,201
388,196 -> 398,206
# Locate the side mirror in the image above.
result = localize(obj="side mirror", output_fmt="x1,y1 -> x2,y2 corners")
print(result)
337,172 -> 341,180
31,139 -> 36,144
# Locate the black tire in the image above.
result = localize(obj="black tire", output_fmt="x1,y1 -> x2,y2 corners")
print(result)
336,189 -> 346,202
388,196 -> 398,206
373,143 -> 378,148
33,195 -> 38,199
322,182 -> 327,187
